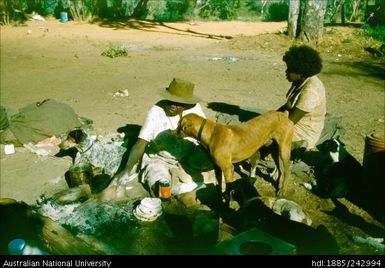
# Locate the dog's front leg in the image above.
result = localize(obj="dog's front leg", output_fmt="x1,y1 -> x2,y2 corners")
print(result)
215,160 -> 235,189
213,164 -> 229,207
220,163 -> 237,208
214,164 -> 221,180
249,151 -> 261,177
214,164 -> 226,193
277,133 -> 292,197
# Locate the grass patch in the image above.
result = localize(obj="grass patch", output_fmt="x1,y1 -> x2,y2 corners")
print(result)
101,47 -> 129,58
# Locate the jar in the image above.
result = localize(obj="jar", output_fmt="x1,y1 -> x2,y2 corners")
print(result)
159,180 -> 171,199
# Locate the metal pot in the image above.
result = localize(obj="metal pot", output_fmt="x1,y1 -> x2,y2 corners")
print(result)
65,163 -> 93,188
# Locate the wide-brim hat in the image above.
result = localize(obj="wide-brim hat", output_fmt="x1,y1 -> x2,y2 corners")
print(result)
160,78 -> 201,104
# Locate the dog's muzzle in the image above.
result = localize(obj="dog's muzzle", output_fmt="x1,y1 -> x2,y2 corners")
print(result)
59,139 -> 77,150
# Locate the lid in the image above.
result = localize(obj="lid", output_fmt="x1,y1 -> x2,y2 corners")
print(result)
370,132 -> 385,141
366,132 -> 385,145
140,197 -> 162,209
160,180 -> 170,187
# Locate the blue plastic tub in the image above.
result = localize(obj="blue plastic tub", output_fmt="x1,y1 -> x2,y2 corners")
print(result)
60,12 -> 68,23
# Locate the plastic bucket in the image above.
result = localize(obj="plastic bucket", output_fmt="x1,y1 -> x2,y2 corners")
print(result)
363,132 -> 385,212
60,12 -> 68,23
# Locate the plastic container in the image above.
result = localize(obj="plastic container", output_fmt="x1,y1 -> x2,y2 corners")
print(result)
60,12 -> 68,23
8,238 -> 48,255
216,227 -> 296,255
8,239 -> 26,255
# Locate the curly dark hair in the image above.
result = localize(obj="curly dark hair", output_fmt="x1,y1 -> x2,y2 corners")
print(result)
283,45 -> 323,77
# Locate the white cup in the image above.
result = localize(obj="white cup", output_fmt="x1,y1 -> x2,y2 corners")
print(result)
4,144 -> 15,155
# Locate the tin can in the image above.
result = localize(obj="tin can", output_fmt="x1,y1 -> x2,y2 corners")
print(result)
159,180 -> 171,199
65,163 -> 93,188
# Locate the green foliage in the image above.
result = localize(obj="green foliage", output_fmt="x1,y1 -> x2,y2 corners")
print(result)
101,46 -> 129,58
141,0 -> 165,20
263,1 -> 288,22
244,0 -> 260,12
361,24 -> 385,42
0,0 -> 262,23
152,0 -> 189,22
39,0 -> 58,15
244,0 -> 267,15
200,0 -> 240,20
0,0 -> 27,25
121,0 -> 140,17
66,0 -> 98,22
366,0 -> 385,27
325,0 -> 365,23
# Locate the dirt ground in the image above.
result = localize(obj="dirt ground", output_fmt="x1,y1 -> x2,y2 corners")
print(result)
1,19 -> 384,255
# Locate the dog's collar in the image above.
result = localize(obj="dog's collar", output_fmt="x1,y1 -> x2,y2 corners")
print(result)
197,118 -> 207,141
77,138 -> 93,153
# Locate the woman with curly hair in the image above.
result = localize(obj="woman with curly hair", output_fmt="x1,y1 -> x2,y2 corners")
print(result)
278,45 -> 326,150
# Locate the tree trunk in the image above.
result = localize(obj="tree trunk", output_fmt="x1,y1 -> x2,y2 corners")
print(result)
288,0 -> 301,39
299,0 -> 328,42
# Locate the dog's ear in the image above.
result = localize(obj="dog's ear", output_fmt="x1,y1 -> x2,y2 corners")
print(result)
68,128 -> 86,144
176,117 -> 184,135
177,117 -> 191,135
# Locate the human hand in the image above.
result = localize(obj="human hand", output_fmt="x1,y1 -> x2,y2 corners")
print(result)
97,168 -> 137,201
113,167 -> 137,186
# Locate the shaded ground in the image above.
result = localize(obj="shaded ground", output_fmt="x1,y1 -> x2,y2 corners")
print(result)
1,19 -> 384,255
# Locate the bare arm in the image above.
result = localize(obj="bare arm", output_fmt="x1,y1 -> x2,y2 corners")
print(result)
115,138 -> 148,177
288,107 -> 307,124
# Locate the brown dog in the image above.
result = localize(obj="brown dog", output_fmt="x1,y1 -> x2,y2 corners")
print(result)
177,110 -> 293,196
